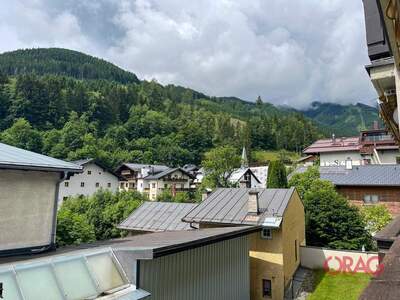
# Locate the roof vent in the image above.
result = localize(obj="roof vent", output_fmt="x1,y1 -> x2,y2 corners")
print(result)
248,190 -> 259,214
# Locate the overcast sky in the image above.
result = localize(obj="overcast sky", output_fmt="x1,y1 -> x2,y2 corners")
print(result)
0,0 -> 377,108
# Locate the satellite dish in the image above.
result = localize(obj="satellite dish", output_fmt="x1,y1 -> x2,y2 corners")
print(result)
394,108 -> 399,125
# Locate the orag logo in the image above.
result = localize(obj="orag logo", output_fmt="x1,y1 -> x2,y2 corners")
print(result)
323,255 -> 383,275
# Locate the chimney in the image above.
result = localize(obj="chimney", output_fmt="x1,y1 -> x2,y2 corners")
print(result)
332,133 -> 336,143
248,190 -> 259,214
345,157 -> 353,170
372,121 -> 379,130
202,189 -> 212,201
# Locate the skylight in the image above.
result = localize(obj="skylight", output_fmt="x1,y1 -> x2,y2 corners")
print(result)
0,249 -> 131,300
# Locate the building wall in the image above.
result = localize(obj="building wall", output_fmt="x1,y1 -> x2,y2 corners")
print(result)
320,151 -> 363,166
0,169 -> 59,251
250,166 -> 268,188
337,186 -> 400,215
148,170 -> 191,200
376,149 -> 399,164
249,192 -> 305,300
139,235 -> 250,300
59,162 -> 119,204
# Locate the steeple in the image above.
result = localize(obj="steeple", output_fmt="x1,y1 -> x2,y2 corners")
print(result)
241,146 -> 248,168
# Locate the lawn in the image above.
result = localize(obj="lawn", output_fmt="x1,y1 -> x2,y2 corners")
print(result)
307,270 -> 371,300
251,150 -> 300,164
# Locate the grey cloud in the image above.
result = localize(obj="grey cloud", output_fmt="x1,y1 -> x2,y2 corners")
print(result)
0,0 -> 377,108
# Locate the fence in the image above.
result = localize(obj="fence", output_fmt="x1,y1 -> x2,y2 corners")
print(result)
300,245 -> 379,273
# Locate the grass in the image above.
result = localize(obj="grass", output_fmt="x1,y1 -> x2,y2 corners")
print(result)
251,150 -> 300,164
307,270 -> 371,300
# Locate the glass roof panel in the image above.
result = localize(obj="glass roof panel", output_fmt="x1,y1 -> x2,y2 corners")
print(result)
53,257 -> 98,300
87,253 -> 126,292
15,263 -> 64,300
0,269 -> 23,300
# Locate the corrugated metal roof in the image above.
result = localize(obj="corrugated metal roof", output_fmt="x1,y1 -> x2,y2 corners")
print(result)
0,142 -> 82,173
290,165 -> 400,186
303,137 -> 360,154
118,202 -> 198,232
182,187 -> 296,226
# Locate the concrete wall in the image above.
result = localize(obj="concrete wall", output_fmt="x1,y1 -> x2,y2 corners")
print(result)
59,162 -> 119,204
139,235 -> 250,300
0,169 -> 59,251
300,246 -> 379,273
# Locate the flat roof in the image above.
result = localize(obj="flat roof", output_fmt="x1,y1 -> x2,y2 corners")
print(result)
0,142 -> 82,173
118,202 -> 198,232
0,226 -> 260,265
183,188 -> 297,227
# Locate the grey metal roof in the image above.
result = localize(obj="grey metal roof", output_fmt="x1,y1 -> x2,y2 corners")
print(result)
144,167 -> 194,180
0,142 -> 82,173
291,165 -> 400,187
71,158 -> 94,166
118,202 -> 198,232
182,187 -> 297,226
123,163 -> 169,173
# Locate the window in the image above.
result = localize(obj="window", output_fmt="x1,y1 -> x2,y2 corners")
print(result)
262,279 -> 272,298
120,182 -> 124,188
95,182 -> 100,188
152,183 -> 156,188
261,228 -> 272,240
295,240 -> 298,262
87,170 -> 91,175
64,182 -> 69,187
164,183 -> 168,188
80,182 -> 85,187
107,183 -> 111,188
364,194 -> 379,204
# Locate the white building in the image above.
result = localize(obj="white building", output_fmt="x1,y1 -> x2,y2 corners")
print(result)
58,158 -> 119,205
116,163 -> 194,200
228,168 -> 261,188
250,166 -> 268,188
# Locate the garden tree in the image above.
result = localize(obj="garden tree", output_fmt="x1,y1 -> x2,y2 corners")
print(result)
56,208 -> 96,246
360,205 -> 392,234
156,190 -> 190,203
56,190 -> 146,245
202,145 -> 241,188
0,118 -> 42,152
288,166 -> 320,198
267,160 -> 288,188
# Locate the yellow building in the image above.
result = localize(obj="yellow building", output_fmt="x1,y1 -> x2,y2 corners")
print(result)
183,187 -> 305,300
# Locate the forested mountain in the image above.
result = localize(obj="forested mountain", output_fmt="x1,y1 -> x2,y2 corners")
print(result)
300,101 -> 379,136
0,48 -> 374,169
0,48 -> 139,84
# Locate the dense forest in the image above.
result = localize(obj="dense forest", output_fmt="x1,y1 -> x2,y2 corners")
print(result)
0,48 -> 375,169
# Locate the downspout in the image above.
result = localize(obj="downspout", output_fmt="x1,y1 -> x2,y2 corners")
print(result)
50,171 -> 68,249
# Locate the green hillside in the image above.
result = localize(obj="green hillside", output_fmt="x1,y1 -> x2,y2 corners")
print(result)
0,48 -> 139,84
300,101 -> 380,136
0,48 -> 323,168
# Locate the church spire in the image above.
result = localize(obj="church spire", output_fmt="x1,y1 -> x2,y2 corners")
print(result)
241,146 -> 248,168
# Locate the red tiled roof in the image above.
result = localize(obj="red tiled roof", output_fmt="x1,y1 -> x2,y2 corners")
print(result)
303,137 -> 360,154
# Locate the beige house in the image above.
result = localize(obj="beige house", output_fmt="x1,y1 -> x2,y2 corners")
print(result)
116,164 -> 194,200
183,187 -> 305,300
0,142 -> 82,256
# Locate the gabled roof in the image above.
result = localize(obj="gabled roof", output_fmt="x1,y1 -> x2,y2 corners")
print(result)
144,167 -> 195,180
291,165 -> 400,187
0,142 -> 82,173
118,202 -> 198,232
123,163 -> 169,172
229,168 -> 261,184
71,158 -> 120,179
183,187 -> 298,227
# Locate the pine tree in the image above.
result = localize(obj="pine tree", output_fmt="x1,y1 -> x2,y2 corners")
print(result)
267,160 -> 287,188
